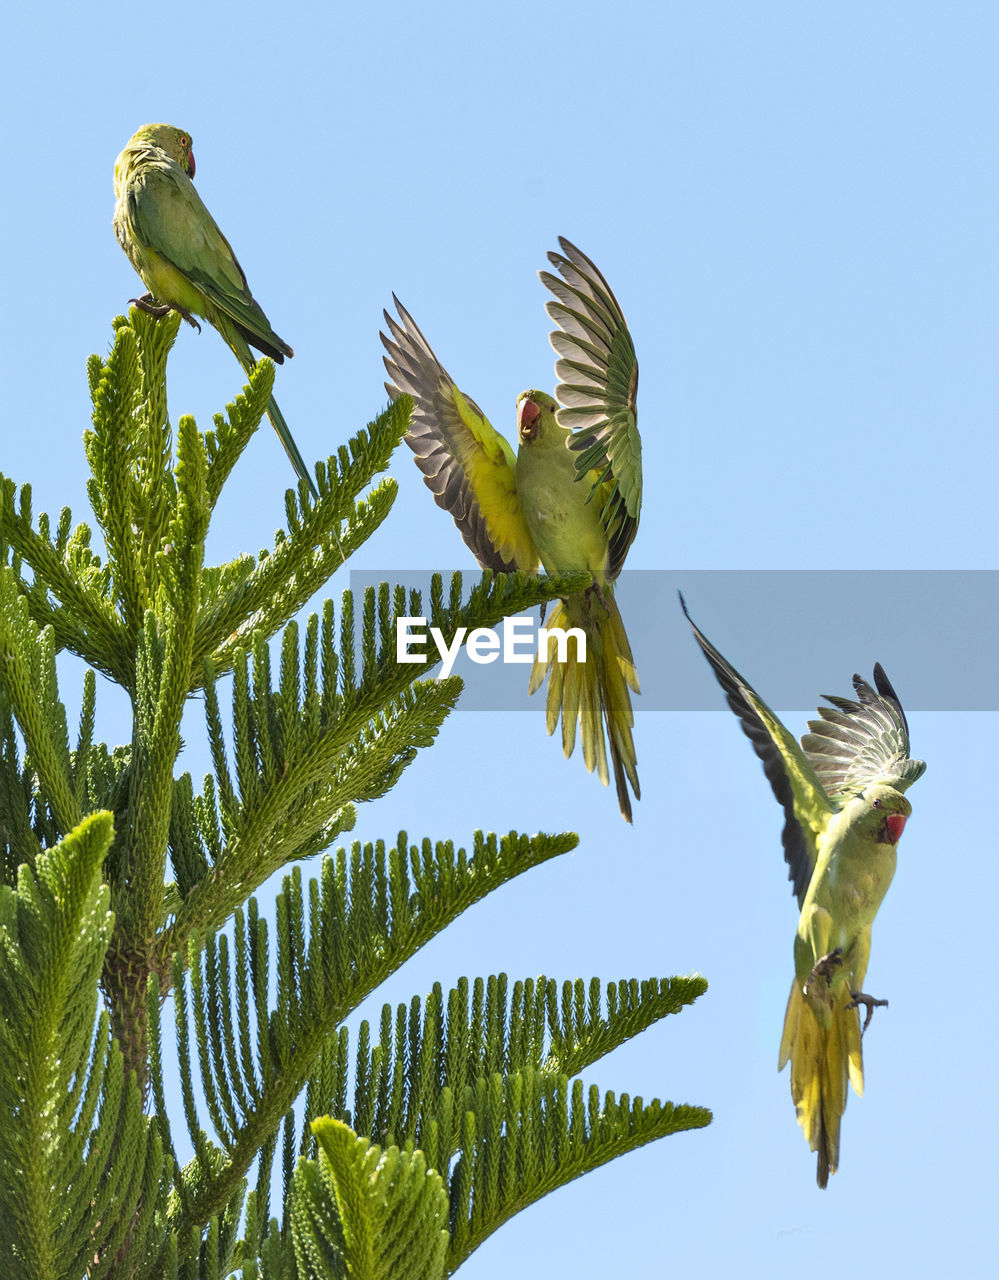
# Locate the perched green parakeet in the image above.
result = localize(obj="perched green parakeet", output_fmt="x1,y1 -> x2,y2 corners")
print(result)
113,123 -> 315,496
681,596 -> 925,1186
381,239 -> 642,820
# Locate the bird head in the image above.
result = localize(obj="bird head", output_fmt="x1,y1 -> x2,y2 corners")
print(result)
129,124 -> 196,178
516,390 -> 560,445
855,784 -> 912,845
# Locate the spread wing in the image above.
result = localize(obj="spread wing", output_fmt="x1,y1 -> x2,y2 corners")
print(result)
381,298 -> 537,573
802,665 -> 926,800
541,237 -> 641,580
127,155 -> 290,361
681,595 -> 834,907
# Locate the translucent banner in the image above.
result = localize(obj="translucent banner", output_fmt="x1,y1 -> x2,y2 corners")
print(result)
349,570 -> 996,710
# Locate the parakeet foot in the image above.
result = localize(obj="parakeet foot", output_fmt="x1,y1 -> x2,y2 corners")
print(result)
587,579 -> 611,615
130,293 -> 202,332
803,948 -> 843,998
847,991 -> 889,1034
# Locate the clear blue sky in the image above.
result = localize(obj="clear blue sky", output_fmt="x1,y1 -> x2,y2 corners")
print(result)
3,3 -> 995,1275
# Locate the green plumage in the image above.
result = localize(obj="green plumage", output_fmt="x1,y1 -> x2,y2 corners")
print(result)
382,239 -> 642,820
682,596 -> 925,1186
113,123 -> 315,495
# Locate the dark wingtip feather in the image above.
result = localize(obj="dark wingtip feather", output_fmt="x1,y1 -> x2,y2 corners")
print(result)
872,662 -> 901,705
680,593 -> 816,905
803,662 -> 924,797
871,661 -> 913,743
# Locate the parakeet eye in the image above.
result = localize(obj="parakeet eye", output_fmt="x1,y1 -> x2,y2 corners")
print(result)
179,135 -> 189,147
872,798 -> 881,809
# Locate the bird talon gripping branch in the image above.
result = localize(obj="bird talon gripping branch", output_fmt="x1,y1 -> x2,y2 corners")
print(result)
129,293 -> 174,319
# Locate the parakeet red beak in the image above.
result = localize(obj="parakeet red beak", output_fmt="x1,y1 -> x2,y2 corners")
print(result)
518,398 -> 541,441
885,813 -> 907,843
187,150 -> 196,178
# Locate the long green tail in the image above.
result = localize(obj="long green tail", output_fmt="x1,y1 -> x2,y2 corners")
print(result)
225,326 -> 317,499
263,392 -> 318,499
778,975 -> 864,1187
529,588 -> 640,822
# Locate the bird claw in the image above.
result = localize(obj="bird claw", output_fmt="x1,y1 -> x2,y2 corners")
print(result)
587,578 -> 611,615
803,947 -> 843,998
847,991 -> 889,1034
128,293 -> 201,332
129,293 -> 172,318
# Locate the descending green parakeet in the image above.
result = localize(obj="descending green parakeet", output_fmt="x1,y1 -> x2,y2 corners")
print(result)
381,238 -> 642,820
113,123 -> 315,496
681,596 -> 925,1186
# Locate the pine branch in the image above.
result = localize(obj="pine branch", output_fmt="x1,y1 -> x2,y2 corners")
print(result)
116,416 -> 210,942
284,1040 -> 711,1280
279,976 -> 709,1274
166,569 -> 587,942
444,1070 -> 710,1273
544,974 -> 709,1079
150,829 -> 577,1233
0,477 -> 130,685
297,974 -> 707,1163
294,1117 -> 450,1280
191,399 -> 413,681
0,812 -> 167,1279
84,319 -> 151,631
0,568 -> 80,836
204,360 -> 277,509
128,307 -> 184,577
0,693 -> 41,879
159,674 -> 460,956
159,567 -> 581,954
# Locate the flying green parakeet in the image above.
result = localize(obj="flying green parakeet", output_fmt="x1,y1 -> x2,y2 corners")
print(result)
381,238 -> 642,821
681,595 -> 925,1186
113,123 -> 315,496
